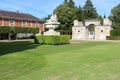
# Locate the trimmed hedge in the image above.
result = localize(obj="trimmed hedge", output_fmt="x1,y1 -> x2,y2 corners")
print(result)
34,36 -> 44,44
34,35 -> 70,45
106,36 -> 120,40
0,26 -> 11,33
0,26 -> 39,33
110,29 -> 120,36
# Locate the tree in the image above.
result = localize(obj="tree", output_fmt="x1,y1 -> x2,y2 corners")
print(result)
64,0 -> 68,4
53,4 -> 77,32
41,15 -> 51,31
77,6 -> 84,21
43,0 -> 100,34
110,4 -> 120,29
68,0 -> 75,8
97,15 -> 103,25
41,14 -> 51,22
83,0 -> 98,19
104,14 -> 106,19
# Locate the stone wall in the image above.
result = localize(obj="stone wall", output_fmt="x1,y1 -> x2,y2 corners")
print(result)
95,26 -> 111,40
72,27 -> 87,40
85,20 -> 100,26
72,18 -> 112,40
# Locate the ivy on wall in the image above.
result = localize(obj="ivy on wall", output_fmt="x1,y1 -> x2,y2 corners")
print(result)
0,26 -> 39,33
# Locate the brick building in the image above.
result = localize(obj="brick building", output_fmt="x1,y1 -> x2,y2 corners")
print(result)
0,10 -> 44,39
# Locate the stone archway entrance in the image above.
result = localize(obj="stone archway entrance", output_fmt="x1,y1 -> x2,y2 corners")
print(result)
85,20 -> 100,39
72,19 -> 112,40
87,24 -> 95,39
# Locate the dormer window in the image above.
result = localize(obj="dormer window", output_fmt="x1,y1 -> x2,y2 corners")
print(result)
35,22 -> 39,27
23,20 -> 26,24
22,20 -> 27,27
9,19 -> 15,26
35,22 -> 39,24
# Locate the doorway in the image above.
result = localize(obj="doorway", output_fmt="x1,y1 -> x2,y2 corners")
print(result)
88,24 -> 95,39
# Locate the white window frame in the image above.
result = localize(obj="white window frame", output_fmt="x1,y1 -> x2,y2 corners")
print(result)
22,20 -> 27,27
35,21 -> 39,27
9,19 -> 15,26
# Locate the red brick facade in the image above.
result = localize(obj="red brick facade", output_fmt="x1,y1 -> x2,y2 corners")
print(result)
15,20 -> 22,27
0,10 -> 44,34
0,18 -> 44,33
4,19 -> 9,26
0,19 -> 2,25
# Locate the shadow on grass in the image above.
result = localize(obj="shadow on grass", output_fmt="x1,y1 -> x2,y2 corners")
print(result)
0,40 -> 38,55
0,40 -> 46,80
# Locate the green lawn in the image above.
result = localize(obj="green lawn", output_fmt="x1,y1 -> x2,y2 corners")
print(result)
0,40 -> 120,80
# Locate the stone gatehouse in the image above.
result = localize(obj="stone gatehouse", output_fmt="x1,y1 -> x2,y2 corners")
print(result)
72,18 -> 112,40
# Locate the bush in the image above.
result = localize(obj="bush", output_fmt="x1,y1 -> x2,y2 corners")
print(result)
110,29 -> 120,36
0,26 -> 11,33
34,36 -> 44,44
0,26 -> 39,34
106,36 -> 120,40
34,35 -> 70,45
14,27 -> 39,33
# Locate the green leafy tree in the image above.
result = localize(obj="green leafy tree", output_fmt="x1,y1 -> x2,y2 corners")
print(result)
83,0 -> 98,19
97,15 -> 103,25
64,0 -> 68,4
53,4 -> 77,32
41,15 -> 51,31
68,0 -> 75,8
77,6 -> 84,21
42,15 -> 51,22
104,14 -> 106,19
43,0 -> 101,34
110,4 -> 120,29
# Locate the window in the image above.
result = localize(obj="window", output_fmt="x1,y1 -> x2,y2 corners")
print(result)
9,19 -> 15,25
23,20 -> 26,24
35,22 -> 39,25
35,22 -> 39,27
22,20 -> 27,27
101,30 -> 103,32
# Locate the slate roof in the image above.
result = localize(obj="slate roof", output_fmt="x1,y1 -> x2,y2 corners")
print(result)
0,10 -> 43,22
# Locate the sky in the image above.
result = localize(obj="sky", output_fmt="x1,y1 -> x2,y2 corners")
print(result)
0,0 -> 120,19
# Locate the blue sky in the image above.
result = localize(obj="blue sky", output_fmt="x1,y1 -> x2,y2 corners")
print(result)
0,0 -> 120,19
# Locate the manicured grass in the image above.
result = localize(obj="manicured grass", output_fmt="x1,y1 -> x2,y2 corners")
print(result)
0,40 -> 120,80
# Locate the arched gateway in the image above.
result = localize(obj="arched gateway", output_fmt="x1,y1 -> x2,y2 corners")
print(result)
72,18 -> 112,40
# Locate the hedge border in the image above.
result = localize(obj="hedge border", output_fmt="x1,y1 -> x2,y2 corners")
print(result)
106,36 -> 120,40
34,35 -> 70,45
110,29 -> 120,36
0,26 -> 39,33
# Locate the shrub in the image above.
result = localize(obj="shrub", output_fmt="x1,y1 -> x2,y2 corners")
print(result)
0,26 -> 39,34
110,29 -> 120,36
14,27 -> 39,33
34,35 -> 70,45
0,26 -> 11,33
106,36 -> 120,40
34,36 -> 44,44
